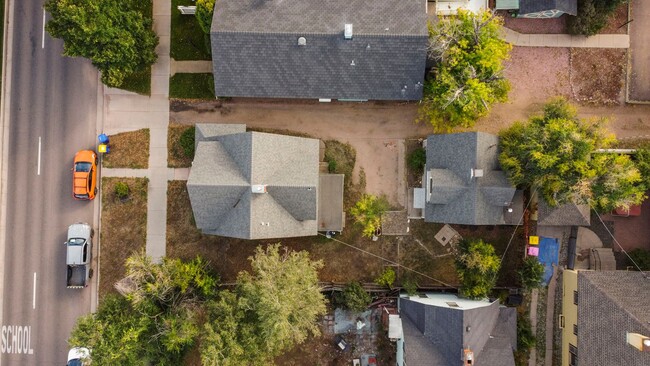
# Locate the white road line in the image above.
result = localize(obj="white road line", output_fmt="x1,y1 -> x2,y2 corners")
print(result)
37,137 -> 41,176
33,272 -> 37,309
42,10 -> 46,48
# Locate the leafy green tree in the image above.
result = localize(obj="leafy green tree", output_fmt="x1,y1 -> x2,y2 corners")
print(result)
68,295 -> 149,366
374,267 -> 396,288
568,0 -> 627,36
407,147 -> 427,174
196,0 -> 215,34
499,97 -> 645,211
350,194 -> 390,238
336,281 -> 372,312
628,248 -> 650,271
44,0 -> 158,88
455,238 -> 500,299
419,9 -> 511,131
201,244 -> 327,364
633,145 -> 650,189
517,257 -> 544,290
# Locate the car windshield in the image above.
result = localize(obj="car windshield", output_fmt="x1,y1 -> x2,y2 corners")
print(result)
67,360 -> 82,366
75,162 -> 92,172
74,193 -> 89,199
68,238 -> 85,245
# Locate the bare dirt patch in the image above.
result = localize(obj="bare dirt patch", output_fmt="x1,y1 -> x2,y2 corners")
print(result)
570,48 -> 626,105
99,177 -> 148,298
102,129 -> 150,168
501,13 -> 568,34
598,2 -> 629,35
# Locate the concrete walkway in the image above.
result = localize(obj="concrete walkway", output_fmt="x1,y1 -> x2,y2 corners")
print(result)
100,0 -> 172,262
504,27 -> 630,48
170,59 -> 213,75
528,288 -> 539,366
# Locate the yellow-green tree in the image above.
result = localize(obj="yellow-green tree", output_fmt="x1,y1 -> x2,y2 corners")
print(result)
350,194 -> 390,238
455,239 -> 500,299
419,9 -> 511,131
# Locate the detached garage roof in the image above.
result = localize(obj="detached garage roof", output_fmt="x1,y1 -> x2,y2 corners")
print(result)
210,0 -> 428,100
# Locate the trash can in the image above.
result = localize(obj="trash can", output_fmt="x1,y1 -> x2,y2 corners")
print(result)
98,134 -> 109,144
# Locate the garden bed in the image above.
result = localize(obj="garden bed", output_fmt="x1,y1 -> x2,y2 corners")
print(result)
168,123 -> 194,168
570,48 -> 626,105
99,177 -> 148,298
101,129 -> 150,168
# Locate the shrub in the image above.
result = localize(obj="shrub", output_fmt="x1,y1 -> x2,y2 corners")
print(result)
196,0 -> 215,34
114,182 -> 130,199
517,315 -> 536,350
455,238 -> 500,299
628,248 -> 650,271
328,160 -> 337,173
401,276 -> 418,296
336,282 -> 371,312
568,0 -> 627,36
407,147 -> 426,173
180,126 -> 196,159
374,267 -> 396,288
518,257 -> 545,290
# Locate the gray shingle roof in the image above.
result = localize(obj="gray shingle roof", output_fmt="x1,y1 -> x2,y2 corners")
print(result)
423,132 -> 519,225
537,200 -> 590,226
519,0 -> 577,16
210,0 -> 427,100
577,271 -> 650,366
400,296 -> 516,366
187,125 -> 319,239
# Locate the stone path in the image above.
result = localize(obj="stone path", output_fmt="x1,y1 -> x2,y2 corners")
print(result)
504,28 -> 630,48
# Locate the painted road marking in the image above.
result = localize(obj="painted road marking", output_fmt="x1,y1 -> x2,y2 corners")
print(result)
42,10 -> 46,48
1,325 -> 34,354
37,137 -> 41,176
32,273 -> 36,309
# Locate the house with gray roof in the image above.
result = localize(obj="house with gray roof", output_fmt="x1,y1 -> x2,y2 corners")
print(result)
209,0 -> 428,101
561,270 -> 650,366
397,293 -> 517,366
537,199 -> 590,227
187,124 -> 344,240
413,132 -> 522,225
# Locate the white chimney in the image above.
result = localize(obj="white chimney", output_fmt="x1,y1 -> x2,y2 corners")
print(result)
471,169 -> 484,178
252,185 -> 267,194
627,333 -> 650,352
344,24 -> 353,39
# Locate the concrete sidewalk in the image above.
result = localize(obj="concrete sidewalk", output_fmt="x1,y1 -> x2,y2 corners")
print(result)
504,27 -> 630,48
170,59 -> 212,75
100,0 -> 173,262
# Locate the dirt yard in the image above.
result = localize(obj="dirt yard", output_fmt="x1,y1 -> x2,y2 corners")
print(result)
570,48 -> 626,105
102,129 -> 150,168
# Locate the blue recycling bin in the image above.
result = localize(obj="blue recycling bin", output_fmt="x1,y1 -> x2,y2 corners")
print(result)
98,134 -> 109,144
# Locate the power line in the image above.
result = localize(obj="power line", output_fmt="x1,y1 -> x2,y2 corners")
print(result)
591,208 -> 647,276
496,187 -> 538,272
318,233 -> 458,289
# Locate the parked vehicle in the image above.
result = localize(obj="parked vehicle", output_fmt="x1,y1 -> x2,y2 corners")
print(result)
66,223 -> 93,288
67,347 -> 91,365
72,150 -> 98,200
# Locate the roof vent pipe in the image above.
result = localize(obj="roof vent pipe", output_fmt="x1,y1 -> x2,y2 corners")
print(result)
252,185 -> 267,194
344,24 -> 353,39
298,37 -> 306,46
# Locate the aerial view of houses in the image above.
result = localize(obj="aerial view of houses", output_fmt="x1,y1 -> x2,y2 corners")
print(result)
1,0 -> 650,365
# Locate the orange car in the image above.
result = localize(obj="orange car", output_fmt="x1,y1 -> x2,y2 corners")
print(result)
72,150 -> 98,200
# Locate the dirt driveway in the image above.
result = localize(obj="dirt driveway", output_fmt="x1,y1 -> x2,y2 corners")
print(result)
629,0 -> 650,101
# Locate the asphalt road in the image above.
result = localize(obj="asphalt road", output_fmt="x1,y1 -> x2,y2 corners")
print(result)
0,0 -> 98,364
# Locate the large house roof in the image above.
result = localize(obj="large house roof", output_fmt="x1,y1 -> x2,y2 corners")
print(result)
400,294 -> 517,366
577,271 -> 650,365
210,0 -> 428,100
187,124 -> 320,239
423,132 -> 518,225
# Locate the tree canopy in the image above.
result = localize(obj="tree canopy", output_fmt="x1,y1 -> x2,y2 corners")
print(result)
44,0 -> 158,87
499,97 -> 646,212
69,246 -> 326,365
455,238 -> 500,299
418,9 -> 511,132
196,0 -> 216,34
350,194 -> 390,238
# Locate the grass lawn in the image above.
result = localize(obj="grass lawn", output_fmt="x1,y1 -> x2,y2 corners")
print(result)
99,177 -> 148,298
118,1 -> 154,95
102,129 -> 150,168
168,123 -> 194,167
169,73 -> 215,99
171,0 -> 211,60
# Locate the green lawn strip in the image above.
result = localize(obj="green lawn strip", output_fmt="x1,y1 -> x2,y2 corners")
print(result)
171,0 -> 211,60
119,1 -> 153,95
169,73 -> 215,99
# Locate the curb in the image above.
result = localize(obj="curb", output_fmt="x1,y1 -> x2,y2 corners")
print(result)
0,1 -> 17,362
91,72 -> 104,314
